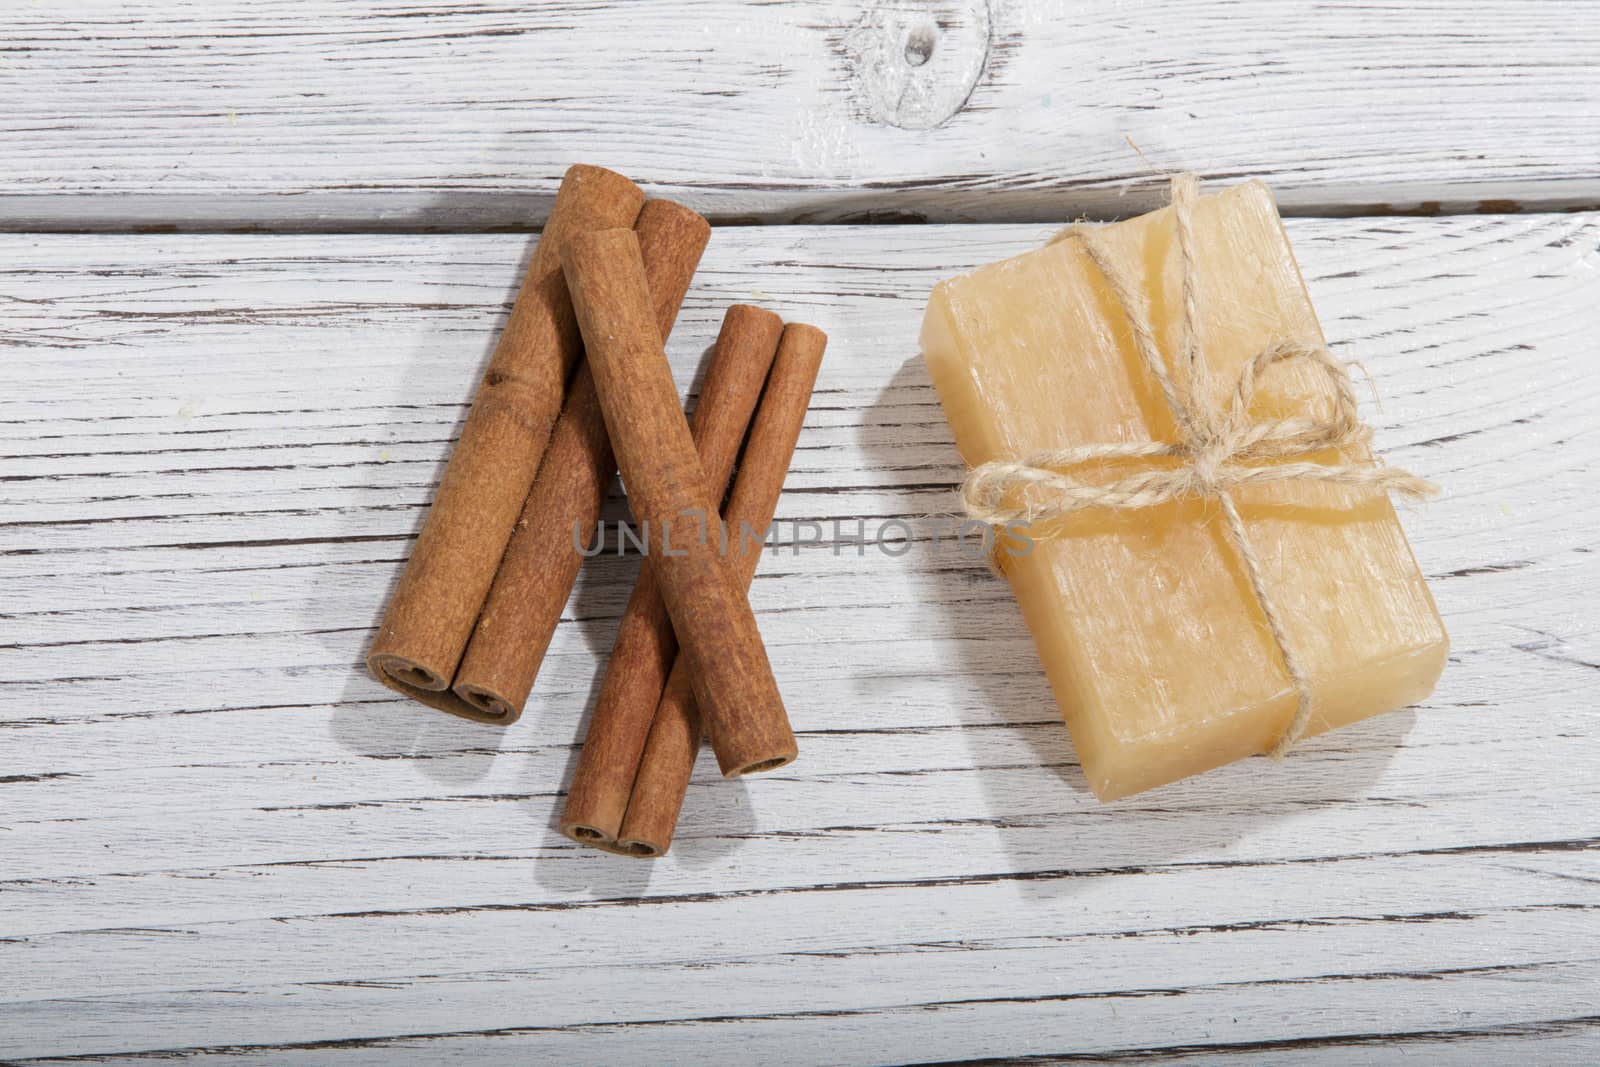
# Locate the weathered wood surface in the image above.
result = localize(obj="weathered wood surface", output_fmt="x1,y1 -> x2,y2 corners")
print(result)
3,1 -> 1600,230
3,215 -> 1598,1061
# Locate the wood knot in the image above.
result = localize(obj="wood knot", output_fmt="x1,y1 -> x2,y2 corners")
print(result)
839,1 -> 994,130
904,24 -> 935,67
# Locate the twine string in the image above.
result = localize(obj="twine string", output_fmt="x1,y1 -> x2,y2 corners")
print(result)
962,174 -> 1436,757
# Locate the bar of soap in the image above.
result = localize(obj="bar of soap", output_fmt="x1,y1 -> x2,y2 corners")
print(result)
920,182 -> 1448,800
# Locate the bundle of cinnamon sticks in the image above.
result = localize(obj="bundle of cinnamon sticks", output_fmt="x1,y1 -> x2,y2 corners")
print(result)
366,164 -> 826,857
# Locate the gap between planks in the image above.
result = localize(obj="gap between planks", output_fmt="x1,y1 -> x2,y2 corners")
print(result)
0,189 -> 1591,237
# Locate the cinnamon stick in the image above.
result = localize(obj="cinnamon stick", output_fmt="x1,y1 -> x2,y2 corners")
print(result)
558,303 -> 783,843
450,200 -> 711,722
562,229 -> 797,792
615,323 -> 828,857
367,165 -> 644,708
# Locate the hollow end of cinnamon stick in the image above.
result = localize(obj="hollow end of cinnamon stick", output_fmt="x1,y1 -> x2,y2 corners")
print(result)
453,683 -> 519,721
369,653 -> 448,693
727,753 -> 795,777
372,662 -> 516,724
560,820 -> 663,857
560,819 -> 615,845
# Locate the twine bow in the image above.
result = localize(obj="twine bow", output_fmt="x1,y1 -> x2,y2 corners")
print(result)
960,174 -> 1436,757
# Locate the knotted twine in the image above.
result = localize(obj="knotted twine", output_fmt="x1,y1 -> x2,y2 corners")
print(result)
960,174 -> 1437,757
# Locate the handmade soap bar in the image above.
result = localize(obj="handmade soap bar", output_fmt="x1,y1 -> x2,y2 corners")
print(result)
921,182 -> 1447,800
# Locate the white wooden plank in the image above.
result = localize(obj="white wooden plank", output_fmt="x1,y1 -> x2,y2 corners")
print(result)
4,960 -> 1600,1063
3,214 -> 1599,1060
2,1 -> 1600,229
3,826 -> 1594,938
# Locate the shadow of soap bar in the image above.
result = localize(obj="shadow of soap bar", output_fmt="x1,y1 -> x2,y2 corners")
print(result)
920,181 -> 1448,801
